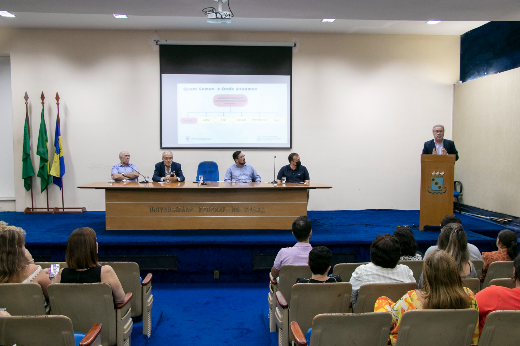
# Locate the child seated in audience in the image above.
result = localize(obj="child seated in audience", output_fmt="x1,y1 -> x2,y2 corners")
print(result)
480,229 -> 518,282
296,246 -> 341,283
53,227 -> 126,304
393,226 -> 422,260
375,249 -> 479,346
475,254 -> 520,334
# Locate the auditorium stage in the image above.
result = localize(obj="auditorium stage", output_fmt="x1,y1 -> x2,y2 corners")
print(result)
0,210 -> 506,283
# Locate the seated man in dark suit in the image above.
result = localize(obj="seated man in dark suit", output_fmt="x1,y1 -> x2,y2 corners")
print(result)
152,151 -> 185,182
422,124 -> 459,161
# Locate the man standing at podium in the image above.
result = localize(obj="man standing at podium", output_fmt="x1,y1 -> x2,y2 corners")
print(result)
224,151 -> 261,182
153,151 -> 185,182
422,124 -> 459,161
111,151 -> 139,182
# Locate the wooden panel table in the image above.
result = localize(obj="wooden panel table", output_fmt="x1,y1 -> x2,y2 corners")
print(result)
78,182 -> 332,230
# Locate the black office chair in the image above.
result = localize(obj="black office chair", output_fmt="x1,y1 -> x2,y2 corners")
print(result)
454,181 -> 463,213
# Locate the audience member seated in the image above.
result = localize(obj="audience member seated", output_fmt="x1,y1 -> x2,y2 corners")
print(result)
296,246 -> 342,283
0,221 -> 51,300
480,229 -> 518,282
419,223 -> 477,288
375,249 -> 479,346
475,254 -> 520,334
270,216 -> 313,281
350,234 -> 415,307
393,226 -> 422,260
423,215 -> 482,260
54,227 -> 125,304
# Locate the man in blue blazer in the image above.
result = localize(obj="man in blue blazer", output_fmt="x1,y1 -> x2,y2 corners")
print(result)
152,151 -> 185,182
422,124 -> 459,161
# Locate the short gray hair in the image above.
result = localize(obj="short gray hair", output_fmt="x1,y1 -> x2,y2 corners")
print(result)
119,151 -> 125,159
162,151 -> 173,159
432,124 -> 445,131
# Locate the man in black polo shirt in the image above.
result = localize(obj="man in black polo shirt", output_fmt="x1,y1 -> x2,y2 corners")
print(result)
276,153 -> 310,184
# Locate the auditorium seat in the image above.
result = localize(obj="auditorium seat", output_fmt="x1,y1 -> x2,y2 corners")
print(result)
0,283 -> 47,315
331,262 -> 367,282
100,262 -> 153,337
473,259 -> 484,277
488,278 -> 516,289
462,277 -> 481,294
398,260 -> 424,282
196,161 -> 219,181
0,315 -> 102,346
394,309 -> 478,346
481,261 -> 514,290
268,265 -> 311,332
478,310 -> 520,346
290,312 -> 392,346
275,282 -> 352,346
354,282 -> 418,313
48,283 -> 133,346
36,261 -> 68,269
454,181 -> 463,214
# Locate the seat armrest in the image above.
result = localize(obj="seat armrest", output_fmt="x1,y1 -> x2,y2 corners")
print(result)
276,291 -> 288,309
290,321 -> 307,346
142,273 -> 152,286
79,323 -> 102,346
269,272 -> 277,286
116,292 -> 133,309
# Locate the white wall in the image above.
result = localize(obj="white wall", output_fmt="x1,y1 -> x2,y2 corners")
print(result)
0,28 -> 460,212
0,55 -> 15,204
453,67 -> 520,216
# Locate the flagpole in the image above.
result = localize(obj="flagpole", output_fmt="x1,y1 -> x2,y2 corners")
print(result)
53,92 -> 86,214
41,92 -> 50,212
24,92 -> 34,211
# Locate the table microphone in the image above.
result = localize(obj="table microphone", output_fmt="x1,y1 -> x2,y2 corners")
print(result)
270,156 -> 277,184
137,171 -> 149,183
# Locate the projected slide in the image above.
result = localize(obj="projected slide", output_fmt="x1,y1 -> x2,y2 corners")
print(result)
161,74 -> 291,148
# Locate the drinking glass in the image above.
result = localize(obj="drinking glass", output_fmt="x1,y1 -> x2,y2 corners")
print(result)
281,177 -> 287,184
199,175 -> 204,183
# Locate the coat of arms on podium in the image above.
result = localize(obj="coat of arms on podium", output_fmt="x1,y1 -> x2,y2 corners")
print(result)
428,171 -> 446,193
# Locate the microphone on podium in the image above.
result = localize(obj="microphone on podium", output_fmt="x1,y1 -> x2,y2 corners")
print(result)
270,156 -> 277,184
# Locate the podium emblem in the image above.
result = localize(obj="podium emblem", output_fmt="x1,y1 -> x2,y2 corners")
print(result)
428,171 -> 446,193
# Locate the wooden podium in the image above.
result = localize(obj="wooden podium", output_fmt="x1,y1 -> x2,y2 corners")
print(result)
419,154 -> 456,230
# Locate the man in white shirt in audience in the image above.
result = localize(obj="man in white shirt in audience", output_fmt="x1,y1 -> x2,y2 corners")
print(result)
270,216 -> 313,280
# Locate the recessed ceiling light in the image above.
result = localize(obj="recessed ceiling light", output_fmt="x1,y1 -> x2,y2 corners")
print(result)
426,20 -> 441,24
113,14 -> 128,19
322,19 -> 335,23
0,11 -> 15,18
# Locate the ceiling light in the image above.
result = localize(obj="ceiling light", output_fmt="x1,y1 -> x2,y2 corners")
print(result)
426,20 -> 441,24
0,11 -> 15,18
113,14 -> 128,19
322,19 -> 335,23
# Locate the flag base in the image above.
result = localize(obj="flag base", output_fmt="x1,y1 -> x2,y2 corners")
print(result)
53,207 -> 87,213
24,207 -> 54,214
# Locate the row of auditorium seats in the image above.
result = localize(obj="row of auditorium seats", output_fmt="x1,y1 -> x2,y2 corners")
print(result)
268,262 -> 515,345
0,261 -> 153,346
289,309 -> 520,346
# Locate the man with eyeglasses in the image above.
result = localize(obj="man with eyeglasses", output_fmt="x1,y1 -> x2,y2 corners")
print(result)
152,151 -> 185,182
111,151 -> 139,182
224,151 -> 261,183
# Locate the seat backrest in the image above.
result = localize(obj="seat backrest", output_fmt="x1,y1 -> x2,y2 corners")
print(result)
310,312 -> 392,346
395,309 -> 478,346
278,265 -> 312,305
35,262 -> 68,270
289,282 -> 352,342
478,310 -> 520,346
332,263 -> 366,282
48,283 -> 116,346
354,282 -> 418,313
462,278 -> 481,294
196,161 -> 219,181
473,260 -> 484,277
0,315 -> 76,346
100,262 -> 142,316
0,283 -> 47,315
398,260 -> 424,282
488,278 -> 516,289
482,261 -> 514,289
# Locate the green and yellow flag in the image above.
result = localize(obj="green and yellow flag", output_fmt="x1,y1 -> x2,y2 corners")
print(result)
22,118 -> 35,191
36,108 -> 51,192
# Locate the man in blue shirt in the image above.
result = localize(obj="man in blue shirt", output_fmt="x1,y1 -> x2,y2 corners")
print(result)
111,151 -> 139,182
224,151 -> 261,182
277,153 -> 310,184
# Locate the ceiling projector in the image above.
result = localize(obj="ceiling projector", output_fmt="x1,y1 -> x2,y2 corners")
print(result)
203,0 -> 233,24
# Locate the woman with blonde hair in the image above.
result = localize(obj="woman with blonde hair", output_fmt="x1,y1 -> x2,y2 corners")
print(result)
0,221 -> 51,298
375,249 -> 479,345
